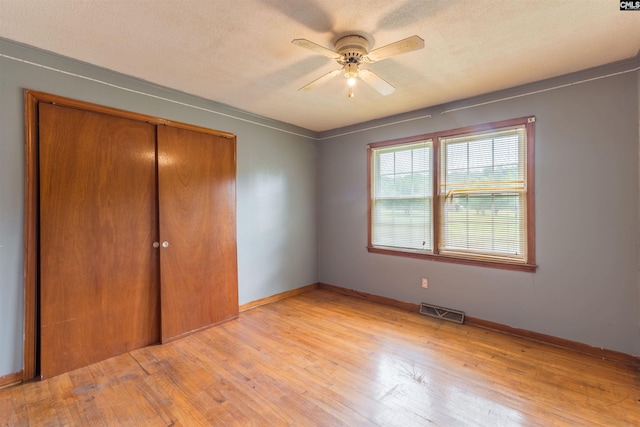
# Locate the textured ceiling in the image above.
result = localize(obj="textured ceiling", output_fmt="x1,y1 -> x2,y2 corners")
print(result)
1,0 -> 639,132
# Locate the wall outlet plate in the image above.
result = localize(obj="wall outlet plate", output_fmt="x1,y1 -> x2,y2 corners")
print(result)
421,277 -> 428,288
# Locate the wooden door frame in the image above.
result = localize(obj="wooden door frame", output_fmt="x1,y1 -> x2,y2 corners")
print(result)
23,90 -> 236,380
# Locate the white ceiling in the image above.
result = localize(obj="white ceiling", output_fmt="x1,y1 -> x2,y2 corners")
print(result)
1,0 -> 639,132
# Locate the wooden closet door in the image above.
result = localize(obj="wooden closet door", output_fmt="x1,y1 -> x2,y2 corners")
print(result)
157,125 -> 238,342
39,103 -> 160,378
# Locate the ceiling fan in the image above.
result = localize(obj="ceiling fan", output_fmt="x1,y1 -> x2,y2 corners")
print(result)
292,34 -> 424,97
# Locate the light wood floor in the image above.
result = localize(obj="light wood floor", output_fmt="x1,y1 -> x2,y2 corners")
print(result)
1,289 -> 639,426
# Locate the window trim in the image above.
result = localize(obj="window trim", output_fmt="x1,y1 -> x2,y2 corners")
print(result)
367,117 -> 536,272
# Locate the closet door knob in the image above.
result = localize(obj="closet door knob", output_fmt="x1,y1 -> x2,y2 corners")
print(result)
162,241 -> 169,248
152,242 -> 160,248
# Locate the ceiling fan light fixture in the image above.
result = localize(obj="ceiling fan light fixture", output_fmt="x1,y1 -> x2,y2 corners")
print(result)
344,63 -> 358,78
344,63 -> 357,97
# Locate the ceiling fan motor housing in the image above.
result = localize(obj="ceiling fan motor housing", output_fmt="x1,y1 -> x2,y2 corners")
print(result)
335,35 -> 369,65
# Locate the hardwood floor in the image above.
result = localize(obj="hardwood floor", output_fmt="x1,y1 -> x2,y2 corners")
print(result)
1,289 -> 639,426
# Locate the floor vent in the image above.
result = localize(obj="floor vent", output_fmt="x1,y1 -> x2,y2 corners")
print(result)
419,303 -> 465,324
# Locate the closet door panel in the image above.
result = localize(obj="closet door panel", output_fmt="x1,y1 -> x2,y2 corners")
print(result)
39,103 -> 160,378
157,125 -> 238,342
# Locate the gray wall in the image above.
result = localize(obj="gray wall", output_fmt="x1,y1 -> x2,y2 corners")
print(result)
317,58 -> 640,356
0,40 -> 318,377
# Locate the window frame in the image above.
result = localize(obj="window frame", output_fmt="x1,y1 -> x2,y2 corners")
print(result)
367,117 -> 536,272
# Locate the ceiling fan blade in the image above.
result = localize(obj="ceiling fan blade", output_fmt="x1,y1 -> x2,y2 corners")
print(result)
292,39 -> 340,59
358,69 -> 395,96
299,69 -> 342,92
366,35 -> 425,62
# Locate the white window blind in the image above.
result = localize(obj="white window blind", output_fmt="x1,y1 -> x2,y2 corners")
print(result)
371,140 -> 433,251
440,126 -> 527,262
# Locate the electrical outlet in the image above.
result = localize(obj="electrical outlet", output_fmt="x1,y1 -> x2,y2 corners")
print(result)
421,277 -> 428,288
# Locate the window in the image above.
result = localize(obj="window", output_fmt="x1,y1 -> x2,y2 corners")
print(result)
371,140 -> 433,251
368,117 -> 535,271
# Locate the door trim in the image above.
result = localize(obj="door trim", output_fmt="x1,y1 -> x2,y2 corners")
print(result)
23,89 -> 236,380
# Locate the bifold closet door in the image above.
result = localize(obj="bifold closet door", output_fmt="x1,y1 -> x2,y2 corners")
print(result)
39,103 -> 160,378
157,125 -> 238,342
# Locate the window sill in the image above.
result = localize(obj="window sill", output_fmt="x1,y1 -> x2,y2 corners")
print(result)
367,246 -> 537,273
